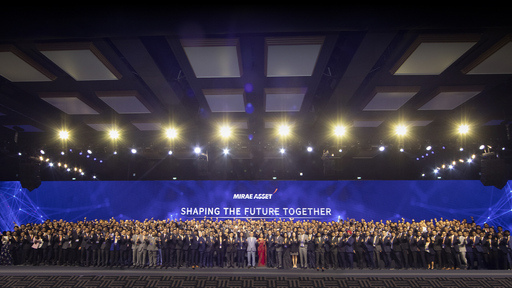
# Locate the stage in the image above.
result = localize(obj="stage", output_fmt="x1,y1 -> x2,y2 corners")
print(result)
1,266 -> 511,287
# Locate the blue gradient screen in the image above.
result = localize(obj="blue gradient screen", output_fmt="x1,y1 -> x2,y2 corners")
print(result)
1,180 -> 511,232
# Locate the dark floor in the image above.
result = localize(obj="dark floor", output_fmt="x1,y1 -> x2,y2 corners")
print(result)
1,266 -> 512,287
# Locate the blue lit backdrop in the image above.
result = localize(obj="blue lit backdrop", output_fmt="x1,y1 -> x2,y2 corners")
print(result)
1,180 -> 511,232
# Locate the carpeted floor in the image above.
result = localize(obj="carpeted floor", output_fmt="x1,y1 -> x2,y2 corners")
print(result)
1,267 -> 512,287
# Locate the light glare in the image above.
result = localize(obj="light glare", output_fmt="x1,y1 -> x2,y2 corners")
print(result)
166,128 -> 178,139
109,129 -> 120,139
458,124 -> 469,134
395,125 -> 407,136
59,130 -> 69,140
334,125 -> 346,137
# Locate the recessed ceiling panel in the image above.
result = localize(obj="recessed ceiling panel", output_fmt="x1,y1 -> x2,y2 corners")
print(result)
392,35 -> 478,75
406,120 -> 433,126
38,42 -> 122,81
0,45 -> 56,82
97,91 -> 151,114
484,120 -> 503,126
40,93 -> 99,115
265,88 -> 306,112
132,122 -> 162,131
266,37 -> 324,77
465,39 -> 512,74
352,121 -> 383,128
418,90 -> 481,110
203,89 -> 245,112
182,39 -> 241,78
363,90 -> 418,111
85,123 -> 114,131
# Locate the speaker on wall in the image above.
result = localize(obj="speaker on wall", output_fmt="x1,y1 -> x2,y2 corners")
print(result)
19,158 -> 41,191
480,153 -> 510,190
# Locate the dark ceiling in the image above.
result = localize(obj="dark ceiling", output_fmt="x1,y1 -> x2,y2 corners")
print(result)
0,5 -> 511,184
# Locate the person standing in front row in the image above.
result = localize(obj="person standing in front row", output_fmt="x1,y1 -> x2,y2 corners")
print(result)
246,232 -> 257,268
275,232 -> 284,269
299,229 -> 308,269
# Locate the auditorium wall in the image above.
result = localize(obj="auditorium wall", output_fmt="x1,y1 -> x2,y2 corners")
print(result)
1,180 -> 511,232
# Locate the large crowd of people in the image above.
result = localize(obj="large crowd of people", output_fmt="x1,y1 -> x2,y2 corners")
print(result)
1,216 -> 511,271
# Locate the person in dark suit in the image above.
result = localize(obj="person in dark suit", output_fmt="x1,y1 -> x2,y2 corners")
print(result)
266,231 -> 276,268
473,231 -> 485,269
344,232 -> 355,269
416,231 -> 427,269
216,231 -> 226,268
167,229 -> 177,268
175,230 -> 184,268
408,231 -> 420,269
182,231 -> 192,268
442,231 -> 455,270
373,231 -> 383,269
483,232 -> 498,269
465,230 -> 475,270
382,233 -> 392,269
197,231 -> 206,268
226,232 -> 236,268
497,232 -> 509,269
354,231 -> 365,269
337,231 -> 346,269
391,231 -> 403,269
69,229 -> 81,266
306,231 -> 315,269
275,232 -> 284,269
314,232 -> 325,271
80,229 -> 92,267
400,230 -> 410,269
364,232 -> 376,269
53,230 -> 63,265
204,232 -> 214,268
41,230 -> 52,266
61,231 -> 72,266
160,230 -> 170,269
21,231 -> 32,265
235,232 -> 246,268
190,231 -> 200,269
109,232 -> 121,267
330,231 -> 339,270
433,231 -> 443,269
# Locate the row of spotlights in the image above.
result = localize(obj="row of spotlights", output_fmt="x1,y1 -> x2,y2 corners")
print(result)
55,123 -> 472,142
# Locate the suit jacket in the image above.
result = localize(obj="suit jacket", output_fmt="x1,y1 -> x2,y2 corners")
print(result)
474,236 -> 484,253
315,236 -> 325,252
433,235 -> 443,251
175,235 -> 184,250
275,236 -> 284,252
226,237 -> 236,252
392,237 -> 402,252
408,236 -> 419,252
197,236 -> 206,252
365,236 -> 374,252
354,236 -> 364,252
131,235 -> 140,251
190,236 -> 200,250
456,236 -> 466,253
382,236 -> 392,253
246,236 -> 257,252
267,235 -> 276,250
374,236 -> 383,252
344,236 -> 355,253
205,237 -> 214,252
330,236 -> 339,253
322,236 -> 330,252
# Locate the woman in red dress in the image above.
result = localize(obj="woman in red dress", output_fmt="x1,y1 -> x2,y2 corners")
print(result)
257,234 -> 267,267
